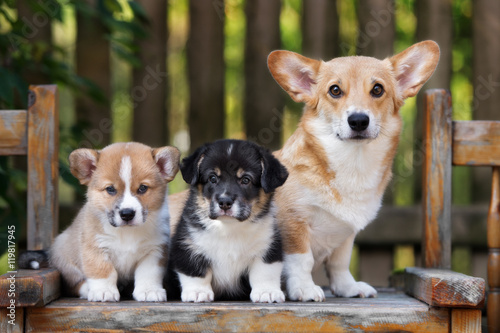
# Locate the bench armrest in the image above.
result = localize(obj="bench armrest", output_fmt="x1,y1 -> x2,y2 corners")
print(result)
404,267 -> 485,308
0,269 -> 60,307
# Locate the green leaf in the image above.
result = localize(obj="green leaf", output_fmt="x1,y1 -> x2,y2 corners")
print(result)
128,1 -> 149,24
104,0 -> 123,13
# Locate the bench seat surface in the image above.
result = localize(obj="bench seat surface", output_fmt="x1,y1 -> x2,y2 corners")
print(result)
26,291 -> 450,332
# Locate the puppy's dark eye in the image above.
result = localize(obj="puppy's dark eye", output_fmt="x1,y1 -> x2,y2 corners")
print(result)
209,175 -> 218,184
329,85 -> 342,98
137,184 -> 148,194
371,83 -> 384,97
105,186 -> 117,196
240,176 -> 251,185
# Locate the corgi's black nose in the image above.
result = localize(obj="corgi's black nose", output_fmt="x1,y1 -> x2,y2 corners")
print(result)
120,208 -> 136,222
348,113 -> 370,132
218,196 -> 233,211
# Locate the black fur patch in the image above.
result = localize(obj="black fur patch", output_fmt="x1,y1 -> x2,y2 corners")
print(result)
166,139 -> 288,301
263,225 -> 283,264
18,250 -> 49,269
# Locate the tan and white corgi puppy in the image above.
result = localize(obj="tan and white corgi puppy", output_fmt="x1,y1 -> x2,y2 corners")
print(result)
46,142 -> 179,302
267,41 -> 440,301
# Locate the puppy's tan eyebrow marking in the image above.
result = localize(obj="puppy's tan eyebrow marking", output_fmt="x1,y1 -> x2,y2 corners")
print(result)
237,168 -> 246,178
214,167 -> 221,176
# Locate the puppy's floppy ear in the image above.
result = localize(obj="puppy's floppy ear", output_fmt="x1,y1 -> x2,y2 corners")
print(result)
268,50 -> 321,105
259,147 -> 288,193
152,146 -> 181,182
180,145 -> 208,186
389,40 -> 440,99
69,148 -> 99,185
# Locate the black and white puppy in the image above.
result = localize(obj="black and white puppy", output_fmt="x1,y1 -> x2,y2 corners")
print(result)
167,139 -> 288,303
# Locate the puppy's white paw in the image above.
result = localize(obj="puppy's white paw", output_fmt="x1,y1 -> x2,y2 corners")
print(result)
133,287 -> 167,302
250,289 -> 285,303
87,286 -> 120,302
181,288 -> 214,303
332,281 -> 377,298
287,284 -> 325,302
78,281 -> 89,299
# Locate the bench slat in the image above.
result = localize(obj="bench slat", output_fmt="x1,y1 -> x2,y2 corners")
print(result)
27,85 -> 59,251
453,120 -> 500,166
404,267 -> 485,309
26,293 -> 450,332
0,110 -> 27,155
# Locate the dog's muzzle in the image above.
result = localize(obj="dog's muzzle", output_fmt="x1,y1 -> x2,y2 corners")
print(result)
218,195 -> 234,211
210,193 -> 250,221
119,208 -> 136,222
347,113 -> 370,132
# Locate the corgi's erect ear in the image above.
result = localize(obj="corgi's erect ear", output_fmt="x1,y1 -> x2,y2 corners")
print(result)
152,146 -> 181,182
69,149 -> 99,185
389,40 -> 440,100
268,50 -> 321,105
180,145 -> 208,186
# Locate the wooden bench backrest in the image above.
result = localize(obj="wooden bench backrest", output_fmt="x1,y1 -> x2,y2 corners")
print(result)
0,85 -> 59,250
423,89 -> 499,332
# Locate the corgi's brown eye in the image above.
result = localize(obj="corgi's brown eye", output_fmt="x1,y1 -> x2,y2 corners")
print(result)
209,175 -> 218,184
240,176 -> 251,185
106,186 -> 117,196
329,85 -> 342,98
371,84 -> 384,97
137,184 -> 148,194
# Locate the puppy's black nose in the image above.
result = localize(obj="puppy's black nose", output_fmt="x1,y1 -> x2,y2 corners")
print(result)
120,208 -> 136,222
218,196 -> 233,211
348,113 -> 370,132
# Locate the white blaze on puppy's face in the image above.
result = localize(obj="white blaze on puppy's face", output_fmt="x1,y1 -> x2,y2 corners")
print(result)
113,155 -> 144,227
89,144 -> 176,229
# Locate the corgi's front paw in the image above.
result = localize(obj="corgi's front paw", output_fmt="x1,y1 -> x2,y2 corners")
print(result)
87,286 -> 120,302
332,281 -> 377,298
133,287 -> 167,302
250,289 -> 285,303
181,288 -> 214,303
287,281 -> 325,302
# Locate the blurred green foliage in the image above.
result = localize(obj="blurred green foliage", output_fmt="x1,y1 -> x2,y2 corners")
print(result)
0,0 -> 478,275
0,0 -> 147,274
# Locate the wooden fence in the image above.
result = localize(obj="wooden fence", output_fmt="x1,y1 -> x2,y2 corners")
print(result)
15,0 -> 500,286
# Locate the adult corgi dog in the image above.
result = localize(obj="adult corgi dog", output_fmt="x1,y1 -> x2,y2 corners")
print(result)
267,41 -> 440,301
22,142 -> 180,302
167,139 -> 288,303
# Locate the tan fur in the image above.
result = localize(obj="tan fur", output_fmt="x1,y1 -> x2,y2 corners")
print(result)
268,41 -> 440,300
249,190 -> 273,220
50,142 -> 180,301
168,190 -> 189,235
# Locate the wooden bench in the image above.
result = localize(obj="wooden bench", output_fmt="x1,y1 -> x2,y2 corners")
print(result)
0,88 -> 492,332
0,85 -> 60,332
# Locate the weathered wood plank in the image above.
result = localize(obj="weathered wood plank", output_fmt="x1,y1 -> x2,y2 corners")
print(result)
27,85 -> 59,251
404,267 -> 485,308
0,307 -> 24,333
487,166 -> 500,333
422,89 -> 452,268
26,293 -> 450,332
451,309 -> 482,333
0,269 -> 60,307
0,110 -> 27,155
453,121 -> 500,166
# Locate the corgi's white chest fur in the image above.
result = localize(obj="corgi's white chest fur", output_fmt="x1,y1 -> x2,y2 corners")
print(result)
295,118 -> 398,264
190,215 -> 274,294
96,198 -> 170,280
